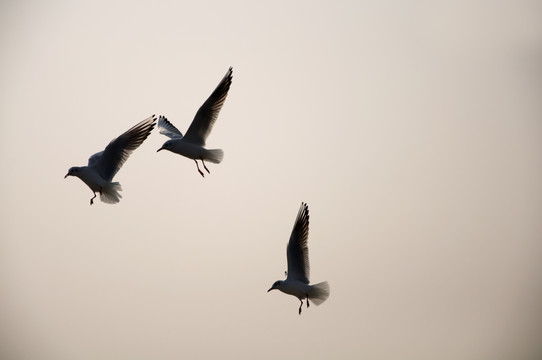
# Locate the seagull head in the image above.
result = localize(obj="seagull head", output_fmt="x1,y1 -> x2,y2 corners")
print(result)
268,280 -> 283,292
64,167 -> 79,179
157,140 -> 173,152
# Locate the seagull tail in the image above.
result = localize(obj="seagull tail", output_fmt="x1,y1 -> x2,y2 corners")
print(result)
100,182 -> 123,204
309,281 -> 330,305
205,149 -> 224,164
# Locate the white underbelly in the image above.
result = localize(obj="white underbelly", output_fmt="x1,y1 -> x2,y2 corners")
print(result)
172,142 -> 207,160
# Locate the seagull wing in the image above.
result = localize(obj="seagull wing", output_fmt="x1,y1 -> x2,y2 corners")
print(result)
286,202 -> 310,284
88,151 -> 103,167
183,67 -> 232,146
157,115 -> 183,139
92,115 -> 156,181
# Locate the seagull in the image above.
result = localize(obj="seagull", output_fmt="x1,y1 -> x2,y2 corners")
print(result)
65,115 -> 156,205
268,202 -> 330,315
157,67 -> 232,177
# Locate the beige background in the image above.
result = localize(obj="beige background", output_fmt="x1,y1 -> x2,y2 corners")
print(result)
1,1 -> 541,359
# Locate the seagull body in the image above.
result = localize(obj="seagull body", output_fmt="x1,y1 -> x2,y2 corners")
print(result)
268,203 -> 330,314
157,120 -> 224,167
65,115 -> 156,205
157,67 -> 232,177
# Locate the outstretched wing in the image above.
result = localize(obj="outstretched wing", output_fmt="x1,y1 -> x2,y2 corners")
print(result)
183,67 -> 233,146
157,115 -> 183,139
92,115 -> 156,181
286,202 -> 310,284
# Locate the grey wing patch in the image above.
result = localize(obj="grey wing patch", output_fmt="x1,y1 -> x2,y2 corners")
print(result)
158,115 -> 183,139
95,115 -> 157,181
183,67 -> 233,146
286,202 -> 310,284
88,151 -> 103,167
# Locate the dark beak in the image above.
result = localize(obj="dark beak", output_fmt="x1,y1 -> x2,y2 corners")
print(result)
64,173 -> 69,178
157,147 -> 163,152
267,287 -> 274,292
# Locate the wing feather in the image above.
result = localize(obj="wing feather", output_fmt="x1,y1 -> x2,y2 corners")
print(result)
286,202 -> 310,284
157,115 -> 183,139
92,115 -> 156,181
88,151 -> 103,167
183,67 -> 232,146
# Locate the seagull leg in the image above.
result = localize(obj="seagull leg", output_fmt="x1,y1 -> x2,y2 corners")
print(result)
90,193 -> 96,205
299,299 -> 303,315
90,187 -> 103,205
201,159 -> 210,174
194,160 -> 205,177
306,294 -> 310,308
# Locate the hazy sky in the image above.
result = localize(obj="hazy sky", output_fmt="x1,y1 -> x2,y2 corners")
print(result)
1,1 -> 541,359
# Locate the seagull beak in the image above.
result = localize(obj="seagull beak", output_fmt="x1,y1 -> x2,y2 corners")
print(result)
64,173 -> 69,178
267,287 -> 274,292
157,147 -> 163,152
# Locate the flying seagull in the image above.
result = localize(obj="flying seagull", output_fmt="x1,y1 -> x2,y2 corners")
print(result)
157,67 -> 232,177
65,115 -> 156,205
268,202 -> 330,315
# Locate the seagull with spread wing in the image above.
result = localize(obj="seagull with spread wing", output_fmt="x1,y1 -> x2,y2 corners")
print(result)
65,115 -> 156,205
268,202 -> 330,315
157,67 -> 232,177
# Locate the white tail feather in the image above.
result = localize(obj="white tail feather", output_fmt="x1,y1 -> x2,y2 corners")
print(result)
205,149 -> 224,164
100,182 -> 123,204
309,281 -> 330,305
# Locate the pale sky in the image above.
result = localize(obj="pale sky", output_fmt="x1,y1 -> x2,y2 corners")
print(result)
1,1 -> 541,359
